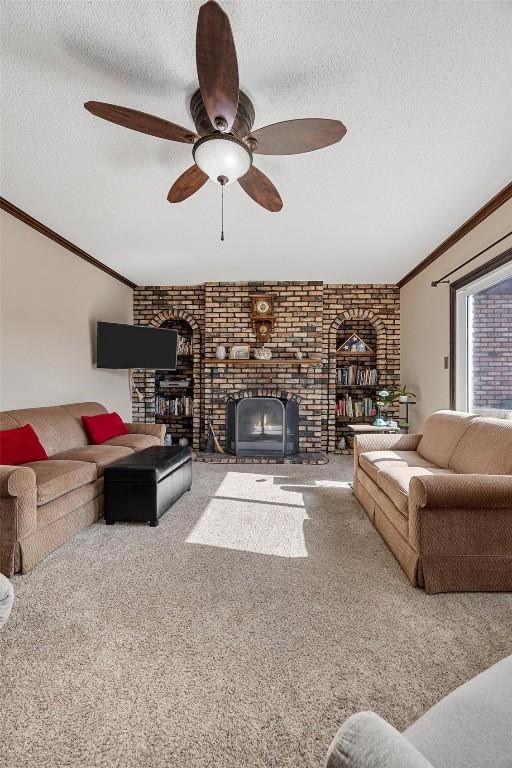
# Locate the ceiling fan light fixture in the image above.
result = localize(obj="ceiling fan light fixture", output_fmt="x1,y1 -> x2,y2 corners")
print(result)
193,133 -> 252,185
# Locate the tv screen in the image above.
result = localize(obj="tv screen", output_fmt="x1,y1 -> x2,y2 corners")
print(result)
97,322 -> 177,370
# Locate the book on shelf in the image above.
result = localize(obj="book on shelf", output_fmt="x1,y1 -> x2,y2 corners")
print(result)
336,395 -> 376,418
177,335 -> 193,356
336,365 -> 378,386
155,395 -> 193,417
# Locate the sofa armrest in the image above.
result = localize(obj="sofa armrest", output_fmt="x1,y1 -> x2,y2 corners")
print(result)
408,474 -> 512,592
410,474 -> 512,510
325,712 -> 434,768
124,422 -> 166,444
0,466 -> 37,577
0,465 -> 36,499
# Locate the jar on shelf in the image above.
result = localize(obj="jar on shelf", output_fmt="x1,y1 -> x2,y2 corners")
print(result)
254,346 -> 272,360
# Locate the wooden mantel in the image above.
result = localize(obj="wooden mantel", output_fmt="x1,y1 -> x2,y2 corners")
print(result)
204,358 -> 320,367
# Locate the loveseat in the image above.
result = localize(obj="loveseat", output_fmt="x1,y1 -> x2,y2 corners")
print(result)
353,410 -> 512,593
325,653 -> 512,768
0,402 -> 165,576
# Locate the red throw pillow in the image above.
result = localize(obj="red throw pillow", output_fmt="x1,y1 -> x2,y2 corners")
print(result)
82,412 -> 128,445
0,424 -> 48,465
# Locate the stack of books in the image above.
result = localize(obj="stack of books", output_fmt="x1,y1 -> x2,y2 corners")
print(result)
337,366 -> 378,386
155,395 -> 193,416
336,396 -> 376,418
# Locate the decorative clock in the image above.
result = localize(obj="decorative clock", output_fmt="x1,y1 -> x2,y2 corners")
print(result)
251,296 -> 273,318
251,295 -> 274,342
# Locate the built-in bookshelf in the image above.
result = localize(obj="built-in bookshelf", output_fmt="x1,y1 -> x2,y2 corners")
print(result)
155,318 -> 194,445
335,323 -> 379,452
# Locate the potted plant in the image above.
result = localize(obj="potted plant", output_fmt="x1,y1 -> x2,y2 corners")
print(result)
391,385 -> 417,403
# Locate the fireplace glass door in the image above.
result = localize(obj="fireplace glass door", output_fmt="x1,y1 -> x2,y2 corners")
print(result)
237,398 -> 284,455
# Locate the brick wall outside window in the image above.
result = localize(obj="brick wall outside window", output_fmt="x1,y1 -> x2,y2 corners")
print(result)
471,276 -> 512,411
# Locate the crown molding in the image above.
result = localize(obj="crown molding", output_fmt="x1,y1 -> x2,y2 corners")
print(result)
0,197 -> 137,290
397,181 -> 512,288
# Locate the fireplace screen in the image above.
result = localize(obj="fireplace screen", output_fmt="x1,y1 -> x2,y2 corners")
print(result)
226,396 -> 299,456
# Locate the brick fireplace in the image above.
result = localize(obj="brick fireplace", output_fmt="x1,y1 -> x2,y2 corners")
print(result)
132,282 -> 400,453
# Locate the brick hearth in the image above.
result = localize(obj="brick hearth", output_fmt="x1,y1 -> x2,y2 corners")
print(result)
194,452 -> 328,465
132,282 -> 400,453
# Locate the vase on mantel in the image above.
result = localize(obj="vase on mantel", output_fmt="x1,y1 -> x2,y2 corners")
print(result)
215,345 -> 227,360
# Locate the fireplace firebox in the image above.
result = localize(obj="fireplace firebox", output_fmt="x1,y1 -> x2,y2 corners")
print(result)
226,396 -> 299,456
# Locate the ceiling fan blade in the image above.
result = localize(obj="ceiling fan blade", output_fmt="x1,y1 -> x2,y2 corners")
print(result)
238,166 -> 283,212
167,165 -> 209,203
245,118 -> 347,155
196,1 -> 239,132
84,102 -> 196,143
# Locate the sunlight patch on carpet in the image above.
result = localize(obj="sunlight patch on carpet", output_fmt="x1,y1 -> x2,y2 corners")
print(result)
214,471 -> 309,504
186,472 -> 309,557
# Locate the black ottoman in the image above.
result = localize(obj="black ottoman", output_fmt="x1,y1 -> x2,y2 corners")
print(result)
104,445 -> 192,527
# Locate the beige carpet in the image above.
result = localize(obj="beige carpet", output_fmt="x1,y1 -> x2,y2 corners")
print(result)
1,456 -> 511,768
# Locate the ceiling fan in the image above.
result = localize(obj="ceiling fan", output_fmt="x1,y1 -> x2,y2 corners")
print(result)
84,0 -> 346,218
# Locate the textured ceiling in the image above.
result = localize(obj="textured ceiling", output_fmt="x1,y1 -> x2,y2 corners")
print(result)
1,1 -> 511,285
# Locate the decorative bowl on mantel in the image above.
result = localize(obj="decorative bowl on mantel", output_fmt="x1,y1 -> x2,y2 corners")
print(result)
254,346 -> 272,360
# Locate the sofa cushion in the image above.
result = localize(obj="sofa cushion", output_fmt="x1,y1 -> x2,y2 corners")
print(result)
1,405 -> 100,455
27,460 -> 97,505
448,417 -> 512,475
0,424 -> 48,465
377,489 -> 410,540
417,411 -> 475,468
360,450 -> 438,483
377,466 -> 455,516
357,470 -> 410,540
37,478 -> 103,530
104,434 -> 161,451
51,445 -> 133,477
0,413 -> 19,431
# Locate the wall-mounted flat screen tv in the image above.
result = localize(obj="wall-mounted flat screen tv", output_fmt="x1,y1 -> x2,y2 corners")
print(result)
97,322 -> 177,370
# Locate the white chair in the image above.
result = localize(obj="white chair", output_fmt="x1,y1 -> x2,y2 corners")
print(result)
0,573 -> 14,627
325,655 -> 512,768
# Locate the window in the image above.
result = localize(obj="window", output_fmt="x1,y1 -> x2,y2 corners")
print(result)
454,257 -> 512,416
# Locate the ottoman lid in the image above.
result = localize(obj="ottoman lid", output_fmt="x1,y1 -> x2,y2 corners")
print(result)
104,445 -> 191,483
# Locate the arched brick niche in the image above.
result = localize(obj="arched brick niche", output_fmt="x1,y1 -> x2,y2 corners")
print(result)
132,308 -> 203,450
325,308 -> 398,453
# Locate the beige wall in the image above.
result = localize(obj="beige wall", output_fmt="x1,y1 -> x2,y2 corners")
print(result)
401,198 -> 512,432
0,211 -> 133,418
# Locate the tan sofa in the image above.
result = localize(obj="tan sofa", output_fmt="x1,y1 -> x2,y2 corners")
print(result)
353,410 -> 512,593
0,402 -> 165,576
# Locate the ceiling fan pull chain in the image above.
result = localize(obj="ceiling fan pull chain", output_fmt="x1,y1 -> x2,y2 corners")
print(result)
221,183 -> 224,241
218,174 -> 228,241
